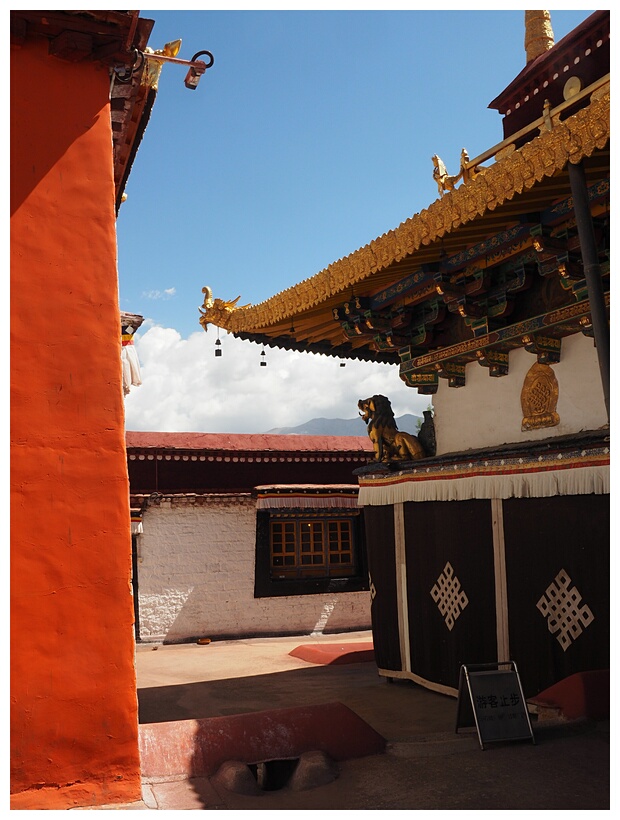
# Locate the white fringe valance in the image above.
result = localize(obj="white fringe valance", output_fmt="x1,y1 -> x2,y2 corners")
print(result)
256,494 -> 359,510
358,465 -> 609,506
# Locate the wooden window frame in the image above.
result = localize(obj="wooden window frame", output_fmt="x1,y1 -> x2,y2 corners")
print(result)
254,509 -> 368,598
270,516 -> 355,579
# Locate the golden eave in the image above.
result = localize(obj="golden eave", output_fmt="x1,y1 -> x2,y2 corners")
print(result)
201,87 -> 609,337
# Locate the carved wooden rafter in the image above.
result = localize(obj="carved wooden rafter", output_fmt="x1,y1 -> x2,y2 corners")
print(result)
337,184 -> 607,364
398,293 -> 608,388
521,334 -> 562,364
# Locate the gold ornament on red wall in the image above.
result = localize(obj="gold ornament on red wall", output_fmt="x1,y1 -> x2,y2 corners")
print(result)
521,363 -> 560,431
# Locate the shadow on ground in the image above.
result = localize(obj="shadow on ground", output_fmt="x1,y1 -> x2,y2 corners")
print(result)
137,662 -> 456,740
136,651 -> 610,810
145,719 -> 610,811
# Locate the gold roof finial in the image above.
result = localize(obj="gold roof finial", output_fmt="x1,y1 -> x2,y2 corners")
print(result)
144,39 -> 182,89
524,11 -> 555,64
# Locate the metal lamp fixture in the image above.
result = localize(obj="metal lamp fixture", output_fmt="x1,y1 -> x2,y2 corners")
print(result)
140,40 -> 214,91
185,50 -> 215,90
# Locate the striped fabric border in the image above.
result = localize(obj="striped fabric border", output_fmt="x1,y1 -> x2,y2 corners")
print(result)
256,491 -> 360,510
358,446 -> 609,506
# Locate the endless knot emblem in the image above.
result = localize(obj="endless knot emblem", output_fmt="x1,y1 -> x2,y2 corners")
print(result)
430,562 -> 469,631
536,569 -> 595,651
521,362 -> 560,431
369,573 -> 377,601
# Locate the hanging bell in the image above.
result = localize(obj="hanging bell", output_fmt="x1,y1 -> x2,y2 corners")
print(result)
260,349 -> 267,367
215,337 -> 222,357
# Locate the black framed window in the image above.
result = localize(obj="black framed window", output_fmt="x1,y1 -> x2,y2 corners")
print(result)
255,509 -> 368,598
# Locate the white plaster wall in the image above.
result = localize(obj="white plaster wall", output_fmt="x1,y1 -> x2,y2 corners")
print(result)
434,334 -> 607,455
136,496 -> 371,642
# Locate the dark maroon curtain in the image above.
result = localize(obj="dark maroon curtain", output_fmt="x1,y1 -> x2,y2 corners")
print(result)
364,505 -> 402,672
404,500 -> 497,690
503,494 -> 610,698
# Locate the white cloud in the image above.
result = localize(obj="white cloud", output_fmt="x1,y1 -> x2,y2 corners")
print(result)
123,325 -> 432,433
141,288 -> 177,300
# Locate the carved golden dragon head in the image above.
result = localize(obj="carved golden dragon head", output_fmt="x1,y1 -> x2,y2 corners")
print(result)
198,286 -> 250,331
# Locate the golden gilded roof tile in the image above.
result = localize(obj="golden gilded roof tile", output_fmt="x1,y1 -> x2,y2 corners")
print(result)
200,90 -> 609,335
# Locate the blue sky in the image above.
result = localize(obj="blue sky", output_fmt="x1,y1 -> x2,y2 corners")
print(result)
117,8 -> 595,433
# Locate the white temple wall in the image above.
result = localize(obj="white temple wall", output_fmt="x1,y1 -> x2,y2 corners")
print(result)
135,495 -> 371,642
433,333 -> 607,455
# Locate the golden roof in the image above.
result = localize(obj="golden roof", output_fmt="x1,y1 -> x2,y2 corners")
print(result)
200,84 -> 608,351
198,8 -> 609,376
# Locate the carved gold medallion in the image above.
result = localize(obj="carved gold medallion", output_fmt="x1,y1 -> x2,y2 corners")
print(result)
521,363 -> 560,431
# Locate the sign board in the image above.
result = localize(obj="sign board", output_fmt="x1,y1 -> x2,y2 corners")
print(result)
456,662 -> 535,750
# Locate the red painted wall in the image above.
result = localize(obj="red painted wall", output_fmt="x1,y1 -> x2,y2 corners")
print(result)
10,39 -> 141,809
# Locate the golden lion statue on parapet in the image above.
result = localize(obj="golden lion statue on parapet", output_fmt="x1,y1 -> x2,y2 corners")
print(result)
358,395 -> 426,462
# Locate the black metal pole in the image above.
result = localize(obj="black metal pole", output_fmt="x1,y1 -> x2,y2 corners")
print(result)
567,160 -> 610,422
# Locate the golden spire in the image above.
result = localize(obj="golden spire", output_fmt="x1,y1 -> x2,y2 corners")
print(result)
524,11 -> 555,64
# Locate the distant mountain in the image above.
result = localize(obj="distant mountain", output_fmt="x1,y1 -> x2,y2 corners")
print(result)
264,414 -> 422,437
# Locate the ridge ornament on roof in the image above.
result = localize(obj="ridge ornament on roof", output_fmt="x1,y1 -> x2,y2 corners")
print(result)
432,149 -> 486,197
199,286 -> 251,333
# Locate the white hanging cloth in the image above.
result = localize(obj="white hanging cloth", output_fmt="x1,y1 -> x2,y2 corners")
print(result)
121,325 -> 142,395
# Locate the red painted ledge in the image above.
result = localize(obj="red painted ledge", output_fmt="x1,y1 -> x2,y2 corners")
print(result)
527,670 -> 609,721
289,641 -> 375,665
139,701 -> 386,779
